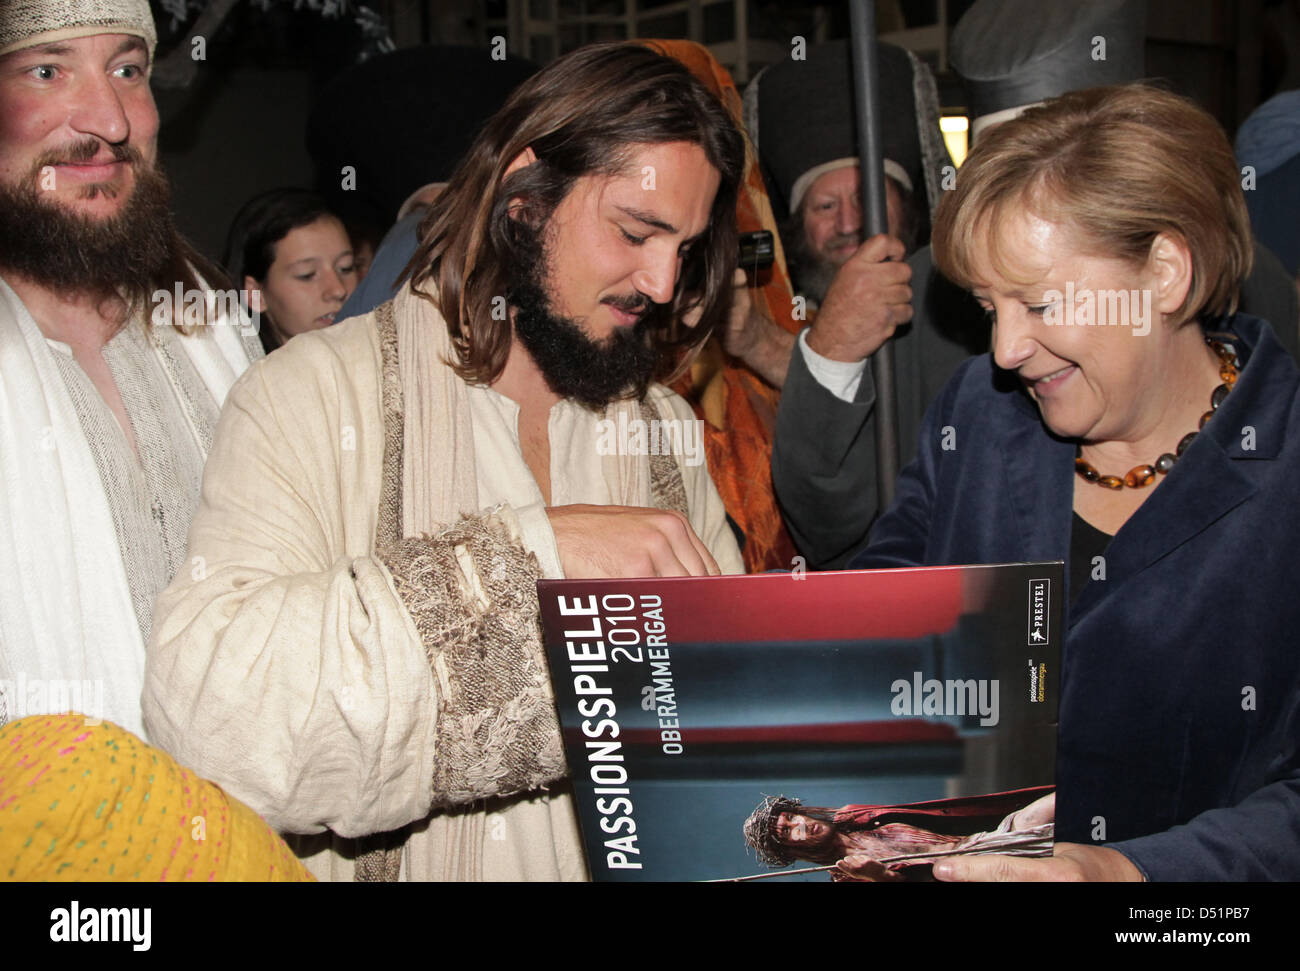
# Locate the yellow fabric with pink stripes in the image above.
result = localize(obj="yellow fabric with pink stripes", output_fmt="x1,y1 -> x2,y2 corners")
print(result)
0,713 -> 313,881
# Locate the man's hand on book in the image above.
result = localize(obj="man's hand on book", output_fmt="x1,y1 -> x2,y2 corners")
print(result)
548,505 -> 721,578
931,843 -> 1144,882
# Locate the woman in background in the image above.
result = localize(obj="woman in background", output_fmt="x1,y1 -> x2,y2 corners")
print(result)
224,189 -> 358,353
851,83 -> 1300,881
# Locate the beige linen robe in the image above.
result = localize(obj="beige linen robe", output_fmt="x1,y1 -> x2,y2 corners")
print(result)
0,275 -> 259,740
143,292 -> 742,881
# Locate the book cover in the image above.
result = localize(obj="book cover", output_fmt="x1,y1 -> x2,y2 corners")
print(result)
537,561 -> 1064,881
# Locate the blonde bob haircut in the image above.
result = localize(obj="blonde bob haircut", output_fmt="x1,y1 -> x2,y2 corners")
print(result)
933,83 -> 1253,326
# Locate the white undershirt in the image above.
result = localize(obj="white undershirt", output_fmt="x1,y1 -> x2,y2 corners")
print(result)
466,383 -> 615,580
797,327 -> 868,401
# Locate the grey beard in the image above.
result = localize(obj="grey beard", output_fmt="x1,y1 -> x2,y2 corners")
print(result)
795,254 -> 839,305
785,218 -> 854,305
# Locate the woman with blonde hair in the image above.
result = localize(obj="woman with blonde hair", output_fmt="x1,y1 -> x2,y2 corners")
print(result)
851,83 -> 1300,881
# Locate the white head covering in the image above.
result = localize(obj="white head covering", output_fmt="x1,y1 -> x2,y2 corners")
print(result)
0,0 -> 157,61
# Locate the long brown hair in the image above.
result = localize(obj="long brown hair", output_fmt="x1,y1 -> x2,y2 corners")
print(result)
405,42 -> 745,387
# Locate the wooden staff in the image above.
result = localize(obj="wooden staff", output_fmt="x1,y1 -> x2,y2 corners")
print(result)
849,0 -> 900,506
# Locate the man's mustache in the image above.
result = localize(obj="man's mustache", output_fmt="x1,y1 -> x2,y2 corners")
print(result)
602,294 -> 651,317
32,139 -> 142,172
825,232 -> 862,252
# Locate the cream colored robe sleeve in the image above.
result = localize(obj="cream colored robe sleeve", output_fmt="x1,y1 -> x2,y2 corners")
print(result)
143,323 -> 441,839
145,323 -> 744,843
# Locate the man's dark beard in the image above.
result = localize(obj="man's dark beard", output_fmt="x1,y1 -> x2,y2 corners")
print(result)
0,141 -> 174,305
507,218 -> 659,411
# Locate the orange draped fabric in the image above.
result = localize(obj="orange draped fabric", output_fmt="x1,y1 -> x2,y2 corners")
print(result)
642,39 -> 803,573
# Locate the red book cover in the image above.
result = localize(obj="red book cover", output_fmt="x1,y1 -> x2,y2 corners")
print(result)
538,561 -> 1063,881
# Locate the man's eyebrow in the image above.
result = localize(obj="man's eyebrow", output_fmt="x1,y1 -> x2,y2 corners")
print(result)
0,37 -> 148,66
615,205 -> 708,244
615,205 -> 677,235
114,36 -> 148,59
1,42 -> 75,63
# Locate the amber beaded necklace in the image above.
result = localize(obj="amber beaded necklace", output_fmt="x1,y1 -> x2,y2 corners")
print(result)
1075,337 -> 1239,489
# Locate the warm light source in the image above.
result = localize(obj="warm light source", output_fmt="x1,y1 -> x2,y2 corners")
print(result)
941,114 -> 969,167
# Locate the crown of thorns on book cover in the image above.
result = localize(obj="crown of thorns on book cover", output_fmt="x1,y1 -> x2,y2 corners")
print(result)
539,562 -> 1063,881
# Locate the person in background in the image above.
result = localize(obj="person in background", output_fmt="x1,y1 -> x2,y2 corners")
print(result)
740,39 -> 972,570
223,188 -> 357,354
1236,88 -> 1300,308
338,182 -> 445,323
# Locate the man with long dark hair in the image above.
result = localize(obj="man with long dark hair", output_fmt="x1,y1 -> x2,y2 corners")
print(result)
0,2 -> 261,738
144,42 -> 746,881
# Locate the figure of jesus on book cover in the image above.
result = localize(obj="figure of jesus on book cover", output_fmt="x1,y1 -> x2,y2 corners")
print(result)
538,562 -> 1063,881
743,785 -> 1056,882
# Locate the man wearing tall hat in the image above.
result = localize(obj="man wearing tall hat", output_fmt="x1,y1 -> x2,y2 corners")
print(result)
770,0 -> 1300,572
738,39 -> 981,570
0,1 -> 260,737
949,0 -> 1297,353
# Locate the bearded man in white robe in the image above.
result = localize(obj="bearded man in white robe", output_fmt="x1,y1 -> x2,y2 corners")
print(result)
0,1 -> 260,738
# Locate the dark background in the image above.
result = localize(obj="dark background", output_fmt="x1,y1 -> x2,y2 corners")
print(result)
149,0 -> 1300,261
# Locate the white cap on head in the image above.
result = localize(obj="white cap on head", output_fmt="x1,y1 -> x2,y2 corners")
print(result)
789,156 -> 914,215
0,0 -> 157,61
